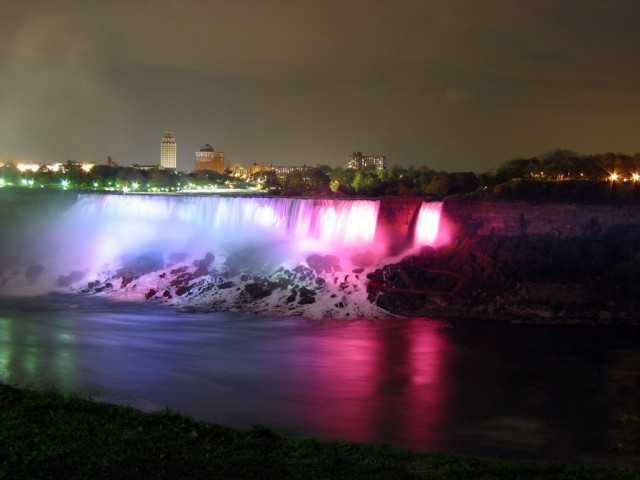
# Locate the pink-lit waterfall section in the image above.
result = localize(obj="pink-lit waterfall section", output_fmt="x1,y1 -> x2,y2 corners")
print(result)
415,201 -> 444,246
63,195 -> 446,271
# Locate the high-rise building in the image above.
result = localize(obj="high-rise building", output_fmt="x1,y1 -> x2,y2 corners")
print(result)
195,144 -> 225,174
160,130 -> 177,169
347,151 -> 387,171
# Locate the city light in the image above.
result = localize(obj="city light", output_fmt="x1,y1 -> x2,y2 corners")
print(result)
17,164 -> 39,173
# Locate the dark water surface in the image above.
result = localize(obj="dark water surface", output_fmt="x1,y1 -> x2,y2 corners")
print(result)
0,294 -> 638,468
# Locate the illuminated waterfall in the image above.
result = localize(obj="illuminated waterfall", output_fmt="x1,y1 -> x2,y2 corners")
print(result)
1,194 -> 450,293
414,201 -> 444,246
56,195 -> 382,272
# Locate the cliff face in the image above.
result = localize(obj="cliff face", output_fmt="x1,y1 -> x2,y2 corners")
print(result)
442,199 -> 640,239
376,197 -> 423,252
369,199 -> 640,324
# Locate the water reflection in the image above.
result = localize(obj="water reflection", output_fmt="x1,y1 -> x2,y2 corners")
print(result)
282,320 -> 449,448
0,314 -> 78,390
0,295 -> 638,467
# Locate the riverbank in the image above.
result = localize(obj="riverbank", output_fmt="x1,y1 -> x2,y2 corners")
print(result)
1,383 -> 637,479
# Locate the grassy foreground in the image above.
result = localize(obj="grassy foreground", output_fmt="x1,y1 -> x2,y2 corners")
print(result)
1,384 -> 638,480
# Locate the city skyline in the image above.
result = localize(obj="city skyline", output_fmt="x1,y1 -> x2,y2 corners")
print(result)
2,1 -> 640,172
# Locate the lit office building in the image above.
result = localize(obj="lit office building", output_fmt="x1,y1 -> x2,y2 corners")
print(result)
347,151 -> 387,171
195,144 -> 225,174
160,130 -> 177,169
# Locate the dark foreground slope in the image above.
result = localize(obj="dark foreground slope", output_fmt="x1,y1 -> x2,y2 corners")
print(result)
1,384 -> 638,479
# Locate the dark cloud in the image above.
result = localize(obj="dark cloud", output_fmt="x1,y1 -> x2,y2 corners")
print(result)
1,0 -> 640,172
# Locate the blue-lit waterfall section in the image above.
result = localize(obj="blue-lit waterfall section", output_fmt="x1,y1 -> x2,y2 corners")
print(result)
414,201 -> 444,246
70,194 -> 381,266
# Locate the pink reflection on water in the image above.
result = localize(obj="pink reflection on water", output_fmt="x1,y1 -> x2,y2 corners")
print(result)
287,319 -> 450,450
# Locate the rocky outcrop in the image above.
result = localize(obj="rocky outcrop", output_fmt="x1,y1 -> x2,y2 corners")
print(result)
71,251 -> 387,319
367,232 -> 640,325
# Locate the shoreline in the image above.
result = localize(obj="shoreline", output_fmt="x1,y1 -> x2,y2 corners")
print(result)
1,382 -> 638,478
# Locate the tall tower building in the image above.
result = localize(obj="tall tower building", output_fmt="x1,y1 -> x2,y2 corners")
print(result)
195,144 -> 225,174
160,130 -> 177,169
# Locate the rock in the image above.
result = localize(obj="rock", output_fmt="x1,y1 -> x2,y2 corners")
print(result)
218,281 -> 234,289
314,277 -> 326,287
25,264 -> 45,285
145,289 -> 157,299
175,286 -> 190,296
193,252 -> 215,275
306,254 -> 341,273
298,296 -> 316,305
244,282 -> 272,299
352,267 -> 365,274
286,293 -> 297,303
299,286 -> 316,297
429,296 -> 449,307
56,270 -> 84,287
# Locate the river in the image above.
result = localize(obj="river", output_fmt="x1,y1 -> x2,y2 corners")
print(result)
0,294 -> 638,468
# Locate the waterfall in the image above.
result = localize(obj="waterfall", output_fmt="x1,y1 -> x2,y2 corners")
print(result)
0,193 -> 452,293
48,195 -> 382,274
414,202 -> 444,246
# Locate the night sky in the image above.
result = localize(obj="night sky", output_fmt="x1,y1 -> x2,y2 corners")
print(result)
2,1 -> 640,172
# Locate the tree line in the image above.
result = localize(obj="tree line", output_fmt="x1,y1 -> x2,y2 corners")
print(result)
2,149 -> 640,199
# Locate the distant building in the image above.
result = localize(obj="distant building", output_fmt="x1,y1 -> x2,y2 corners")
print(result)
131,164 -> 159,171
244,163 -> 310,179
160,130 -> 177,169
195,144 -> 225,174
347,151 -> 387,171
